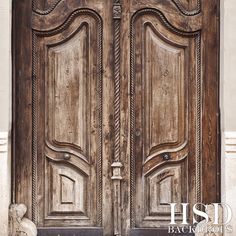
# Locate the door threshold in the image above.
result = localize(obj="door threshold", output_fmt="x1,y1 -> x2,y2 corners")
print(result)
37,227 -> 103,236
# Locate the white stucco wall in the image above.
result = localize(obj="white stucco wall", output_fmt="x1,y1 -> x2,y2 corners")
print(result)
221,0 -> 236,235
222,0 -> 236,132
0,0 -> 11,132
0,0 -> 11,235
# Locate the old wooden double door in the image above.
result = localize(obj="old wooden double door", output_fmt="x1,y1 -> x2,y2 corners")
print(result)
13,0 -> 220,235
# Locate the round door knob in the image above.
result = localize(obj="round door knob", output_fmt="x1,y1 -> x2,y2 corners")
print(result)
162,153 -> 171,161
63,153 -> 71,160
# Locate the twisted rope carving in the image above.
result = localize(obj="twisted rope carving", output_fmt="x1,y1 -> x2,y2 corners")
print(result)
112,1 -> 122,235
96,16 -> 103,227
195,33 -> 202,205
32,33 -> 38,224
130,21 -> 136,228
114,19 -> 121,163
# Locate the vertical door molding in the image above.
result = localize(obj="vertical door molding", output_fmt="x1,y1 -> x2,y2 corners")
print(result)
112,0 -> 123,235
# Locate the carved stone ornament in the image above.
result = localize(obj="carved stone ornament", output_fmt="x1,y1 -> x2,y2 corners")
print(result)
9,204 -> 37,236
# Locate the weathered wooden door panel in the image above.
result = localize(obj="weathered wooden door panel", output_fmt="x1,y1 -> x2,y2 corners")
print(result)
130,8 -> 198,227
14,0 -> 115,234
34,9 -> 103,227
13,0 -> 220,235
126,1 -> 220,234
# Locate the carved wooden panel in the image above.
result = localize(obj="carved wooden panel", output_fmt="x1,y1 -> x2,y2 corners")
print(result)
145,164 -> 184,217
173,0 -> 200,13
143,24 -> 187,159
46,160 -> 87,216
33,0 -> 61,14
130,0 -> 201,19
130,9 -> 200,227
33,10 -> 103,227
47,25 -> 89,156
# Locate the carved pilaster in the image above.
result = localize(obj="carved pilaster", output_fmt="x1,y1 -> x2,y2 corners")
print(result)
112,0 -> 123,235
9,204 -> 37,236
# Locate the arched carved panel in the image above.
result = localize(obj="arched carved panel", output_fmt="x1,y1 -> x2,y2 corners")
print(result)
144,163 -> 187,221
47,24 -> 90,157
143,24 -> 187,160
45,159 -> 88,218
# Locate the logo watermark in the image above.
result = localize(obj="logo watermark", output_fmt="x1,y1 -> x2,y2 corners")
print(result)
167,203 -> 233,234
